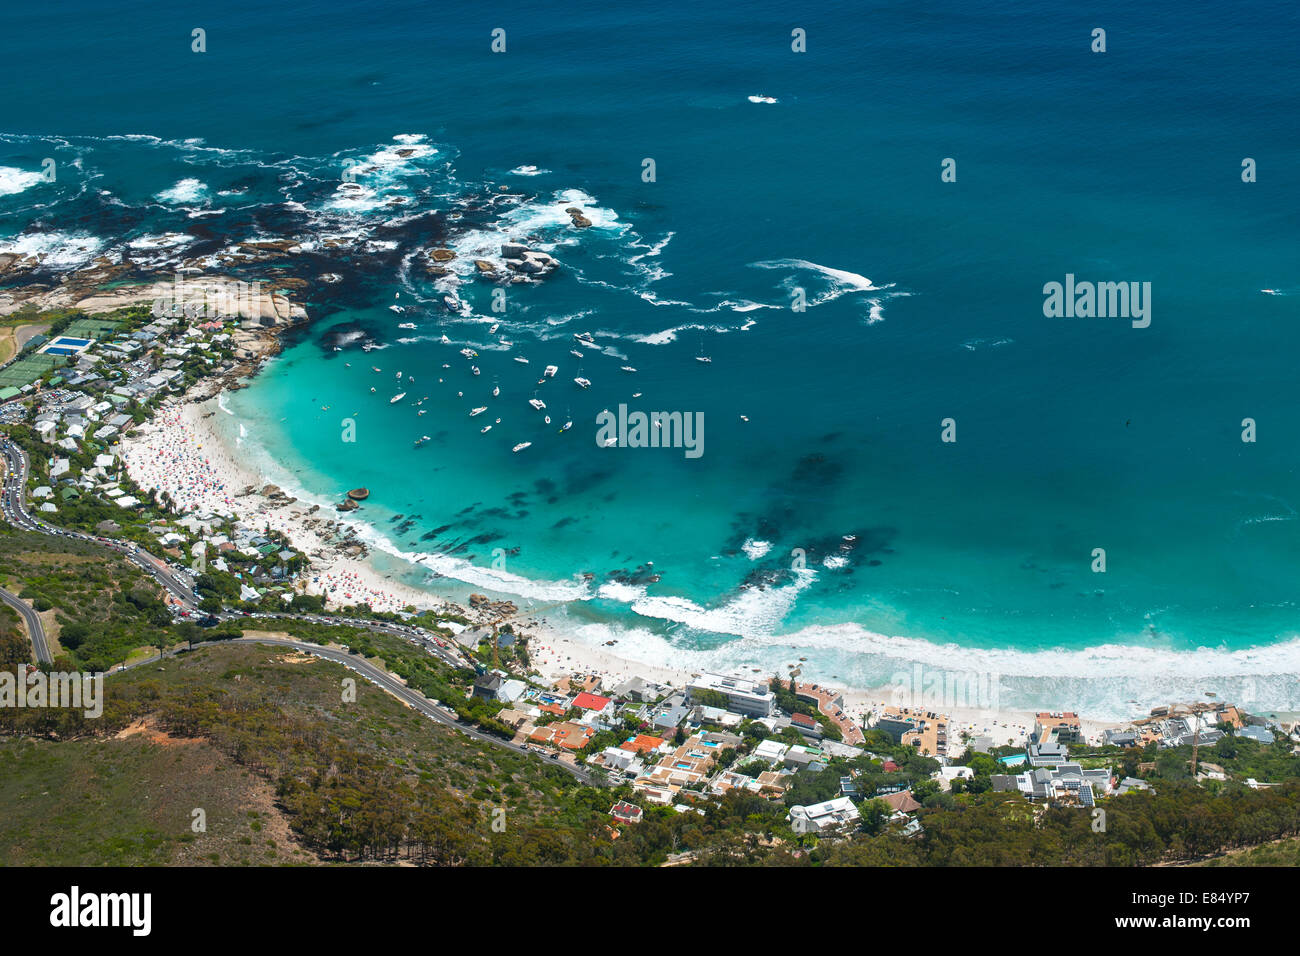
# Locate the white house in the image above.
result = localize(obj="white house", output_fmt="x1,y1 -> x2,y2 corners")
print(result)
787,796 -> 861,835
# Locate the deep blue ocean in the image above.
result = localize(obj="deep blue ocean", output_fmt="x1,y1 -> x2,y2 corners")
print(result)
3,1 -> 1299,717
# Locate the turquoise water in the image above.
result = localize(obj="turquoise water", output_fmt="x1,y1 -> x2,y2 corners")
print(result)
2,1 -> 1299,717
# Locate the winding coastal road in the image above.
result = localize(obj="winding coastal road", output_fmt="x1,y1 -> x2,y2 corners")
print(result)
0,434 -> 603,786
0,584 -> 49,664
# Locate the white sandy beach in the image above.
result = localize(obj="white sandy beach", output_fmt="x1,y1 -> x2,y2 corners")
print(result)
121,393 -> 1125,745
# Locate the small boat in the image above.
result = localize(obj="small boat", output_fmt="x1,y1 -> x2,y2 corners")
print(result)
492,385 -> 500,397
544,365 -> 557,378
559,420 -> 572,433
696,355 -> 712,363
345,362 -> 351,367
460,347 -> 477,359
495,417 -> 501,424
471,366 -> 480,376
569,349 -> 584,359
370,387 -> 376,393
488,323 -> 500,334
389,304 -> 404,313
481,425 -> 492,433
574,377 -> 591,389
621,366 -> 637,373
413,435 -> 430,447
362,343 -> 377,351
440,334 -> 451,344
1261,289 -> 1279,295
499,337 -> 512,346
529,398 -> 546,411
602,437 -> 618,447
514,356 -> 530,364
632,392 -> 642,398
574,331 -> 595,345
371,366 -> 382,373
740,415 -> 749,422
512,442 -> 531,453
417,409 -> 426,416
748,94 -> 778,104
332,346 -> 341,352
396,371 -> 402,379
470,406 -> 488,417
544,415 -> 551,424
398,322 -> 416,330
390,392 -> 407,403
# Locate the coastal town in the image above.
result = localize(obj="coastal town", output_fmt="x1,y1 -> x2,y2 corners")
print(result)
1,276 -> 1298,861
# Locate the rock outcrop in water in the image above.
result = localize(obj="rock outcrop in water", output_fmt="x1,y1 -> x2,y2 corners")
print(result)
500,242 -> 559,278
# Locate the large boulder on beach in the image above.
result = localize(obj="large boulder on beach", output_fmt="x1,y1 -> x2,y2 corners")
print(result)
347,487 -> 369,500
501,242 -> 529,259
429,248 -> 456,262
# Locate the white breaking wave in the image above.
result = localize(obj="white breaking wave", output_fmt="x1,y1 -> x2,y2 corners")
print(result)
598,570 -> 817,637
155,178 -> 209,204
742,538 -> 772,560
0,230 -> 107,269
548,616 -> 1300,720
0,166 -> 44,196
751,258 -> 883,292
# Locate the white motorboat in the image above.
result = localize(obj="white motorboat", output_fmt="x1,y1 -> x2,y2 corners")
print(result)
390,392 -> 407,403
544,365 -> 557,378
512,442 -> 532,453
574,377 -> 591,389
470,406 -> 488,417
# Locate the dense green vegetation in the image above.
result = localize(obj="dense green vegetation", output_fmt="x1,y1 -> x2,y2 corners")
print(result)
2,638 -> 1297,866
0,528 -> 176,672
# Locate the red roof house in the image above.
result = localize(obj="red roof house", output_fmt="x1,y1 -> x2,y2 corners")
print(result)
573,691 -> 613,711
